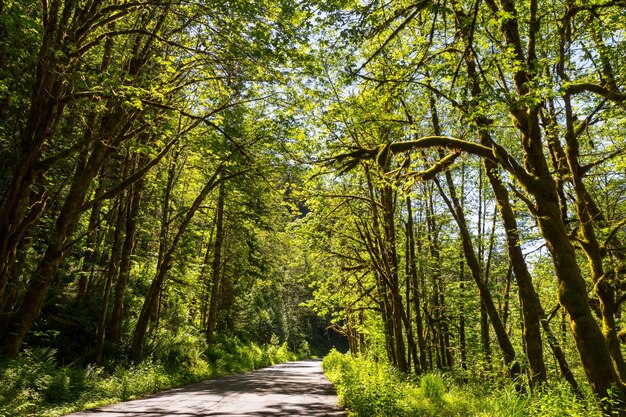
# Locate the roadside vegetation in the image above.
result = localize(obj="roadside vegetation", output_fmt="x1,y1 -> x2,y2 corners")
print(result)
0,337 -> 305,417
323,350 -> 601,417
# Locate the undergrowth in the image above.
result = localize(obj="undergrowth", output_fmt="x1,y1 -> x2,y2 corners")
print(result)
322,349 -> 602,417
0,337 -> 304,417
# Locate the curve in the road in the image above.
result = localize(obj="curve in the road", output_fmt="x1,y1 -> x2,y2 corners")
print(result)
64,359 -> 346,417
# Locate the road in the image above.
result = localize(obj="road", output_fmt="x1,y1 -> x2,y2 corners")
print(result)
65,360 -> 346,417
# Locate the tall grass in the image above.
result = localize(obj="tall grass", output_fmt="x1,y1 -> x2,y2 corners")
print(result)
322,349 -> 602,417
0,337 -> 306,417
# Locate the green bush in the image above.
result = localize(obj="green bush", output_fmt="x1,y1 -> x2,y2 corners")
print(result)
420,373 -> 446,403
44,369 -> 71,404
323,350 -> 404,416
147,328 -> 208,369
322,350 -> 602,417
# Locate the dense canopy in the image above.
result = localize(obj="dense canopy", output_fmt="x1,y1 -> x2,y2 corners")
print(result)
1,0 -> 626,415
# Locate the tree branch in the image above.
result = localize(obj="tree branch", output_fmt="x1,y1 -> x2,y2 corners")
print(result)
355,1 -> 429,74
602,219 -> 626,253
79,134 -> 183,212
564,83 -> 626,102
401,151 -> 461,181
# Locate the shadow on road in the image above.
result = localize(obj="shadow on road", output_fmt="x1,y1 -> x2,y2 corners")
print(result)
72,360 -> 346,417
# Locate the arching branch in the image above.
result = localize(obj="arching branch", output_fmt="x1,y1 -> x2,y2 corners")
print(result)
332,135 -> 539,191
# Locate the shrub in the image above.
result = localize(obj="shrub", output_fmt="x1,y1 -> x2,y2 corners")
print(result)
44,369 -> 71,404
420,373 -> 446,403
322,350 -> 602,417
147,328 -> 208,369
323,350 -> 404,416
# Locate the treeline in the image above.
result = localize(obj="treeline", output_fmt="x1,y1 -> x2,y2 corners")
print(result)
299,0 -> 626,415
0,0 -> 332,369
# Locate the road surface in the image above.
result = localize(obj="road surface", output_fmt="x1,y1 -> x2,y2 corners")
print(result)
65,360 -> 346,417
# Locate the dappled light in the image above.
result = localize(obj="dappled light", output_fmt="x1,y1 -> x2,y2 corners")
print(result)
66,361 -> 345,417
1,0 -> 626,416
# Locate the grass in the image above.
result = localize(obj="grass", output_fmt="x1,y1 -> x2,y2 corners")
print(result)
322,349 -> 602,417
0,338 -> 304,417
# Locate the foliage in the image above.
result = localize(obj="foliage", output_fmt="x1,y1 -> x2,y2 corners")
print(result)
0,338 -> 306,417
322,350 -> 602,417
1,0 -> 626,414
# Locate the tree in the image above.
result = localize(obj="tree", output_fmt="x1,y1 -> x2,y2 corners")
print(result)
321,0 -> 626,410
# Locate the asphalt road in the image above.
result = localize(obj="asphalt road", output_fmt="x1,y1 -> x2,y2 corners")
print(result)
65,360 -> 346,417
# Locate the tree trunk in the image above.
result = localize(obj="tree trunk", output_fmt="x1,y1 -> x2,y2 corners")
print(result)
132,165 -> 225,362
0,2 -> 120,306
560,91 -> 626,382
459,260 -> 467,371
0,36 -> 68,304
0,141 -> 111,356
95,193 -> 127,364
484,160 -> 547,387
406,195 -> 427,373
109,167 -> 144,343
540,307 -> 582,396
358,172 -> 402,368
206,181 -> 225,345
536,192 -> 624,402
128,148 -> 235,364
449,0 -> 548,385
481,0 -> 626,405
424,187 -> 447,370
430,96 -> 521,381
200,219 -> 216,328
76,168 -> 106,305
379,181 -> 409,373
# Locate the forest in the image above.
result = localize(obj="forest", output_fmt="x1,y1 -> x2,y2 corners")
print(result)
1,0 -> 626,416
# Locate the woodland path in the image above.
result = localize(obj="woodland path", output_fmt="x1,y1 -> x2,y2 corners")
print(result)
64,360 -> 346,417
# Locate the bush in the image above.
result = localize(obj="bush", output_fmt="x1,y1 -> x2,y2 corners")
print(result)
322,350 -> 602,417
323,349 -> 405,416
44,369 -> 71,404
147,328 -> 208,369
420,373 -> 446,403
0,348 -> 63,416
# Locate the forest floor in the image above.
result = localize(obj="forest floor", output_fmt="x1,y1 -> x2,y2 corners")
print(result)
62,360 -> 345,417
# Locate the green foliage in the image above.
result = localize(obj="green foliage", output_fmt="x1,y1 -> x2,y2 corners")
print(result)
324,350 -> 411,416
0,339 -> 306,417
146,328 -> 208,370
204,336 -> 301,376
420,373 -> 446,403
0,348 -> 91,416
322,350 -> 602,417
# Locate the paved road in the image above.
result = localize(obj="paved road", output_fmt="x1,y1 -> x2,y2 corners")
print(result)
65,360 -> 346,417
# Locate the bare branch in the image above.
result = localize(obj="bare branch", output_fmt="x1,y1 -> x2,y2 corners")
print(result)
508,182 -> 538,215
581,148 -> 626,175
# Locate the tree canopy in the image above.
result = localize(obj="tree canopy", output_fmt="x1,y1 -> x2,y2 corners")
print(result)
2,0 -> 626,415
